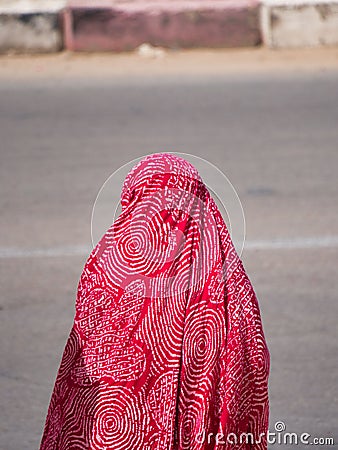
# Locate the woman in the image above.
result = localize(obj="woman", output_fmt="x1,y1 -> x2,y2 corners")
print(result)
40,153 -> 270,449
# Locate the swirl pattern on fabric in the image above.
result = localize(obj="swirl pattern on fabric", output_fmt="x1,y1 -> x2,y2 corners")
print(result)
40,153 -> 270,450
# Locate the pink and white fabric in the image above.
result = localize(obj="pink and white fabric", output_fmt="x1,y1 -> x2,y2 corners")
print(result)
39,153 -> 270,449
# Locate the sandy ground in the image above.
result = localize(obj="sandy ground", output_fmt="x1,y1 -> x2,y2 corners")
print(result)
1,46 -> 338,80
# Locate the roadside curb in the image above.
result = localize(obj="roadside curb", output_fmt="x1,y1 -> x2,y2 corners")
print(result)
261,0 -> 338,48
0,1 -> 65,53
63,0 -> 261,52
1,0 -> 338,53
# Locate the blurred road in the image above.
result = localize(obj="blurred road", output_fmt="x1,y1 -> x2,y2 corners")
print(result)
1,48 -> 338,449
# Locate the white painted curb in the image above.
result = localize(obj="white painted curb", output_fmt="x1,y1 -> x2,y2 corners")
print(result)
261,0 -> 338,48
0,0 -> 66,53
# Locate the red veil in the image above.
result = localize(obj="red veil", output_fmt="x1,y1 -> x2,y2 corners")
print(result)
40,153 -> 270,449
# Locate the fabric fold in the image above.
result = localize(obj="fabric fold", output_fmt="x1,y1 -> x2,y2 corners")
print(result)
40,153 -> 270,450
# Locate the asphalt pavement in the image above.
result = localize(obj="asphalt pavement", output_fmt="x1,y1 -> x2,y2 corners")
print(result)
0,49 -> 338,449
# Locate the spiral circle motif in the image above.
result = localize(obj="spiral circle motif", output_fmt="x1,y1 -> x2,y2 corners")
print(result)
274,421 -> 286,432
183,308 -> 225,381
120,188 -> 197,273
180,398 -> 207,450
90,386 -> 149,450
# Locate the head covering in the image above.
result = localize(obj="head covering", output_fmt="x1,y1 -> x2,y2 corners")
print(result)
40,153 -> 270,450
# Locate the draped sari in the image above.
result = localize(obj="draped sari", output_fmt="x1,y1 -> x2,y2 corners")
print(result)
39,153 -> 270,449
